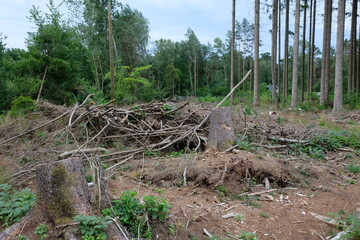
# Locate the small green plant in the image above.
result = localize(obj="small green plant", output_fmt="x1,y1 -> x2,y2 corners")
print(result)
259,212 -> 270,219
0,184 -> 36,227
326,209 -> 360,239
235,135 -> 253,151
15,235 -> 30,240
234,214 -> 244,221
216,185 -> 229,198
162,104 -> 174,113
73,215 -> 112,240
34,223 -> 48,239
238,231 -> 259,240
237,196 -> 261,208
154,188 -> 164,195
110,190 -> 171,239
346,164 -> 360,174
168,224 -> 176,235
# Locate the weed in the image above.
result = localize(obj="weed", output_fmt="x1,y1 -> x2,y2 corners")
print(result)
235,135 -> 253,151
346,179 -> 357,184
168,149 -> 185,157
346,164 -> 360,174
73,215 -> 112,240
15,235 -> 30,240
238,231 -> 259,240
154,188 -> 164,195
85,175 -> 93,183
234,214 -> 244,221
168,224 -> 176,235
109,190 -> 171,239
237,196 -> 261,208
34,223 -> 48,239
326,209 -> 360,239
0,184 -> 35,227
259,212 -> 270,218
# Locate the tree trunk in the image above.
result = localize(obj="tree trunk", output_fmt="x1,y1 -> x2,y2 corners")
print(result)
291,0 -> 301,108
253,0 -> 260,106
207,107 -> 235,151
333,0 -> 345,112
278,2 -> 282,103
272,0 -> 279,108
320,0 -> 332,105
308,0 -> 316,99
283,0 -> 290,103
301,0 -> 307,102
348,0 -> 357,93
230,0 -> 236,104
36,66 -> 48,103
108,2 -> 115,100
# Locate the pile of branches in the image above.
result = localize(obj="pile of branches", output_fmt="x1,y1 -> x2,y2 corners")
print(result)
65,99 -> 210,162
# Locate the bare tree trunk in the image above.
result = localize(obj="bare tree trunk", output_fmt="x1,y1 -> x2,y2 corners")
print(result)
194,54 -> 197,96
278,2 -> 282,103
272,0 -> 279,108
108,2 -> 115,100
36,66 -> 48,103
253,0 -> 260,106
333,0 -> 345,112
308,0 -> 316,99
283,0 -> 290,103
348,0 -> 358,93
230,0 -> 236,104
301,0 -> 307,102
291,0 -> 301,108
92,54 -> 100,90
320,0 -> 332,105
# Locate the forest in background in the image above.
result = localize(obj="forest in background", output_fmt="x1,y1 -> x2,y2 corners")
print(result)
0,0 -> 359,114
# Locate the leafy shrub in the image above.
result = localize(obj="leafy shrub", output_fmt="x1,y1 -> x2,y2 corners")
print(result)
9,96 -> 36,117
346,164 -> 360,174
73,215 -> 112,240
0,184 -> 35,227
238,231 -> 259,240
106,190 -> 171,239
34,223 -> 48,239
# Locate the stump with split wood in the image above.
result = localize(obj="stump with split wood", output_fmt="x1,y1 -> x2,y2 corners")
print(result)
207,107 -> 235,151
0,158 -> 128,240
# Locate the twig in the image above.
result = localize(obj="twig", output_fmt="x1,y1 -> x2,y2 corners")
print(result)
203,228 -> 213,238
239,189 -> 278,197
183,166 -> 187,187
59,147 -> 108,159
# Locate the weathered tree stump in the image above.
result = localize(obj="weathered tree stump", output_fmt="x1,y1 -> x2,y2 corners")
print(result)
207,107 -> 235,150
0,158 -> 129,240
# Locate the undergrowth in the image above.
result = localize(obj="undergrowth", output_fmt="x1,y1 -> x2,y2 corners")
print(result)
0,184 -> 35,227
102,190 -> 171,239
327,209 -> 360,239
73,215 -> 112,240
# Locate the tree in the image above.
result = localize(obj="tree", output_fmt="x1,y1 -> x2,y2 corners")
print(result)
108,2 -> 115,100
307,0 -> 316,99
185,28 -> 202,96
271,0 -> 279,108
301,0 -> 307,102
333,0 -> 345,112
320,0 -> 332,106
283,0 -> 290,103
348,0 -> 357,93
253,0 -> 260,106
291,0 -> 301,108
230,0 -> 236,104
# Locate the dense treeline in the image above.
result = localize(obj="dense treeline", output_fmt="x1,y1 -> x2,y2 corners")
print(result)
0,0 -> 359,113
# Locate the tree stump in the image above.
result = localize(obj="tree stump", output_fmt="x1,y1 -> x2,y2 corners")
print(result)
207,107 -> 235,150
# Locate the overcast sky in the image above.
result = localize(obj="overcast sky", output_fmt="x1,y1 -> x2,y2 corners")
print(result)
0,0 -> 352,55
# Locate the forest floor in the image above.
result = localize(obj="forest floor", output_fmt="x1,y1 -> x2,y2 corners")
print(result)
0,100 -> 359,240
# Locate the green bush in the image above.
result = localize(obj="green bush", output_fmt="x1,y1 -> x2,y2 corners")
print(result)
34,223 -> 48,239
0,184 -> 35,227
73,215 -> 112,240
9,96 -> 36,117
105,190 -> 171,239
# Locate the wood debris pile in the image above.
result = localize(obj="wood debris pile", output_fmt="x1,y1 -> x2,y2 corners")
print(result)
67,100 -> 210,162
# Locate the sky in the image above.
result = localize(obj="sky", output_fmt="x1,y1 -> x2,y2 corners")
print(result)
0,0 -> 353,55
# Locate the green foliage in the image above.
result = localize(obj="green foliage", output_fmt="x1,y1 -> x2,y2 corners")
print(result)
259,212 -> 270,219
9,96 -> 36,117
15,235 -> 30,240
327,209 -> 360,239
346,165 -> 360,174
34,223 -> 48,239
73,215 -> 112,240
109,190 -> 171,239
235,135 -> 253,151
238,231 -> 259,240
0,184 -> 35,227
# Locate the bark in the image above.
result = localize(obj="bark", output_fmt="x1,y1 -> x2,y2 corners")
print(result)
230,0 -> 236,105
271,0 -> 279,108
308,0 -> 316,99
36,66 -> 48,103
278,2 -> 282,103
333,0 -> 345,112
253,0 -> 260,106
207,107 -> 235,151
291,0 -> 301,108
320,0 -> 332,105
348,0 -> 357,93
283,0 -> 290,103
108,2 -> 115,100
301,0 -> 307,102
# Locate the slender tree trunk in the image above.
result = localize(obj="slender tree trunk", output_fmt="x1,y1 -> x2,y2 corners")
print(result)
92,54 -> 100,90
291,0 -> 301,108
194,54 -> 197,96
320,0 -> 332,105
36,66 -> 48,103
283,0 -> 290,103
108,2 -> 115,100
308,0 -> 316,99
301,0 -> 307,102
272,0 -> 279,108
278,2 -> 282,103
349,0 -> 358,93
253,0 -> 260,107
230,0 -> 236,104
333,0 -> 345,112
358,23 -> 360,93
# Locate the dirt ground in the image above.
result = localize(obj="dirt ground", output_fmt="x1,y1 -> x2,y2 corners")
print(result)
0,102 -> 359,240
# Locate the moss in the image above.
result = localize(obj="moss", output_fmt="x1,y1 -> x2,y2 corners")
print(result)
48,164 -> 74,224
